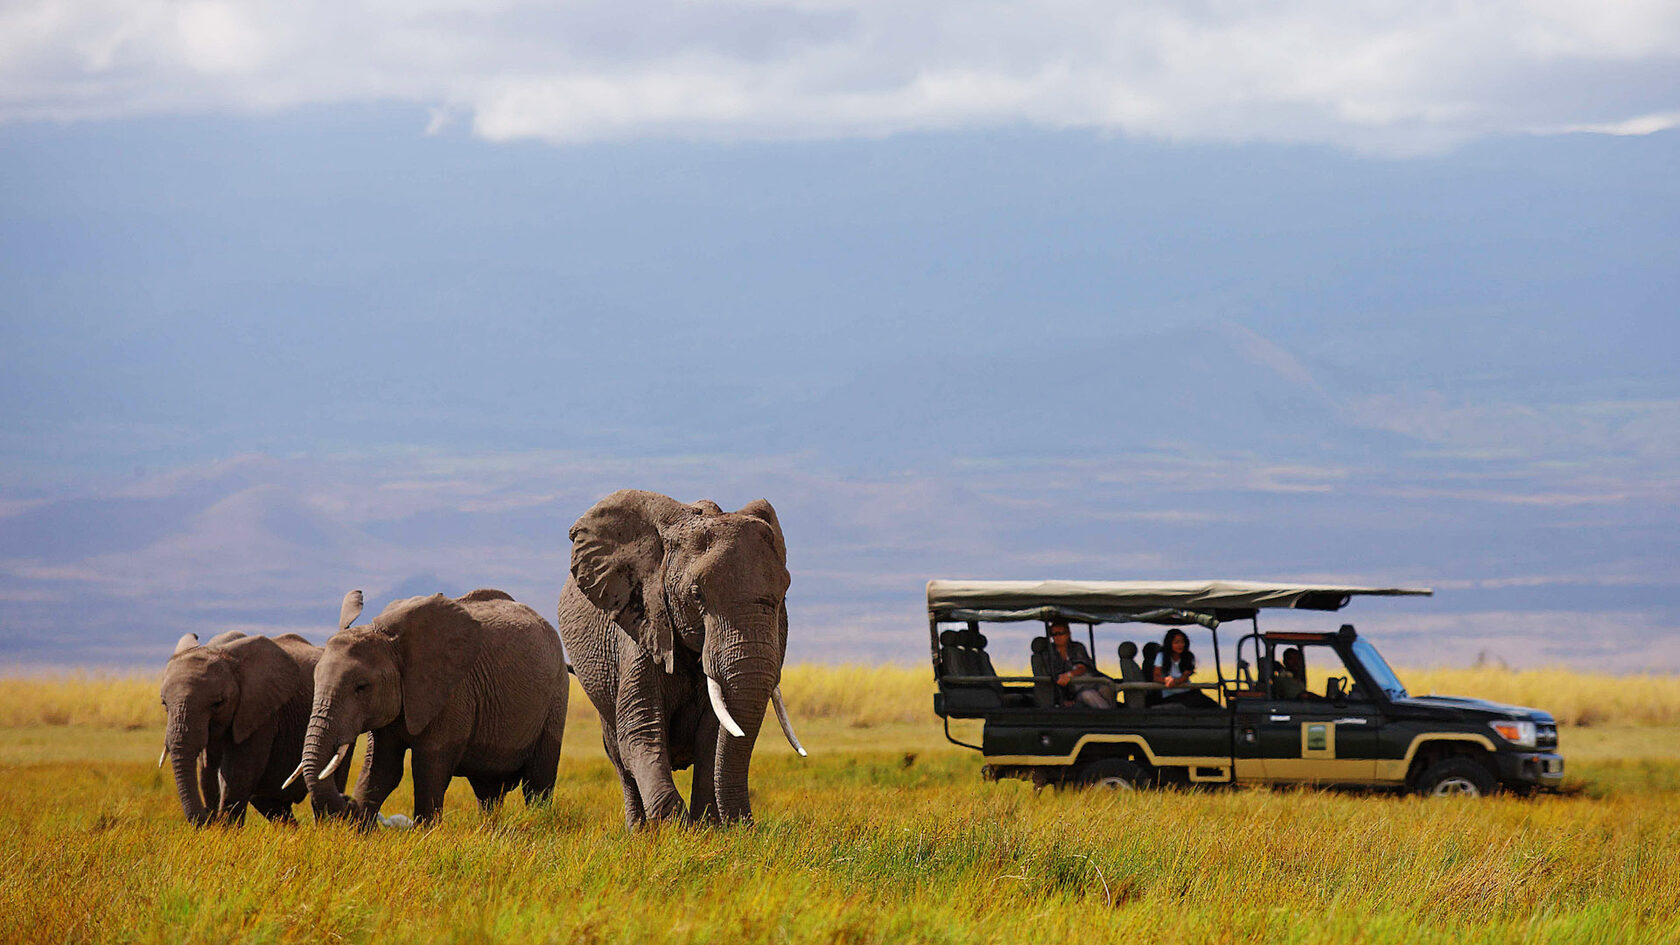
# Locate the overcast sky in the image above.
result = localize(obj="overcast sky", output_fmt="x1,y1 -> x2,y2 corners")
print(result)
2,1 -> 1677,671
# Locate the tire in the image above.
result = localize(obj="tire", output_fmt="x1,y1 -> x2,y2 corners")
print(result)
1075,757 -> 1147,791
1415,757 -> 1497,798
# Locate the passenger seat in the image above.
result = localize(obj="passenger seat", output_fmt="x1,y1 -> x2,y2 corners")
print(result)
1115,641 -> 1146,708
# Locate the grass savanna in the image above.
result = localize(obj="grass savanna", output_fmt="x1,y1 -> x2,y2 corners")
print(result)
2,667 -> 1678,943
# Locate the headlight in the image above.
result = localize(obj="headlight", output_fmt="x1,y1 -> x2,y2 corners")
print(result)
1489,720 -> 1537,748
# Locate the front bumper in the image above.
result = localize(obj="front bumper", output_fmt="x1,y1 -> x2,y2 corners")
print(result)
1496,751 -> 1565,790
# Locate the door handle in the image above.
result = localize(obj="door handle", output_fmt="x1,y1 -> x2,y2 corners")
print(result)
1269,715 -> 1291,722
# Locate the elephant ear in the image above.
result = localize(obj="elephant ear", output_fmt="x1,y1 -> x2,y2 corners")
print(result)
222,636 -> 300,744
569,490 -> 690,672
378,594 -> 484,737
339,590 -> 365,630
737,498 -> 788,567
172,633 -> 199,656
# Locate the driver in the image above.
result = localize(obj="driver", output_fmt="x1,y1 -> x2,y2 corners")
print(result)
1273,647 -> 1322,701
1043,621 -> 1116,709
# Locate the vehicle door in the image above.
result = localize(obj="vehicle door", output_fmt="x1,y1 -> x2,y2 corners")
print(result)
1251,643 -> 1381,784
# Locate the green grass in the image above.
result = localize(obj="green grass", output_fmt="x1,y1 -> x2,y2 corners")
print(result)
2,670 -> 1678,943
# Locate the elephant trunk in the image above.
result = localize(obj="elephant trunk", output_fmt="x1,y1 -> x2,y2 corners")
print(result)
301,704 -> 351,816
164,708 -> 211,826
703,612 -> 779,824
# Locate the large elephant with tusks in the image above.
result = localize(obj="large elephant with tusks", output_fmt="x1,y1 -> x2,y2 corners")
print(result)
558,490 -> 806,828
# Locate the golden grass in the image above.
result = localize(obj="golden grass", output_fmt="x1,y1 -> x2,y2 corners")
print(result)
3,729 -> 1679,944
0,673 -> 161,729
3,670 -> 1680,943
1402,666 -> 1680,726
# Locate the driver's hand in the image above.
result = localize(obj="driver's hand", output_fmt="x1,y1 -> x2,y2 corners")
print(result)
1056,672 -> 1072,686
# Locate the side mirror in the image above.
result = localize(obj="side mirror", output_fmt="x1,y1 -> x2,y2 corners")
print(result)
1326,677 -> 1345,702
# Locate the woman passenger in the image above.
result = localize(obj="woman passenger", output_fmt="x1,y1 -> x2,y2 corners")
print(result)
1153,628 -> 1221,710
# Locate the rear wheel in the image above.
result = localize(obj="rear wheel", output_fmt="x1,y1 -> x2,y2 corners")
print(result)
1416,757 -> 1497,797
1075,757 -> 1147,791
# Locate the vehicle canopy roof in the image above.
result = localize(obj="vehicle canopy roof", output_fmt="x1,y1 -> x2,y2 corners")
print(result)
926,579 -> 1432,628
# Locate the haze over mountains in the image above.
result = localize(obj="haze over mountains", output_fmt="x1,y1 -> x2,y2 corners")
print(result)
2,115 -> 1676,670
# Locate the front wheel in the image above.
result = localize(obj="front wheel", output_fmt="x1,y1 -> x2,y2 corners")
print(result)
1074,757 -> 1147,791
1415,758 -> 1497,797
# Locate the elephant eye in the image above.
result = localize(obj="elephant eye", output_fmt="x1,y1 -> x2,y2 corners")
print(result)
355,681 -> 369,693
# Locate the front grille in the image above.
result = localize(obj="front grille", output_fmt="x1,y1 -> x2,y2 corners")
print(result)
1537,723 -> 1558,749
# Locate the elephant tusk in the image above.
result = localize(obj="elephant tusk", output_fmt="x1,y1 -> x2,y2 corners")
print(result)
281,760 -> 309,790
319,743 -> 350,780
770,686 -> 807,757
158,748 -> 168,768
706,676 -> 746,739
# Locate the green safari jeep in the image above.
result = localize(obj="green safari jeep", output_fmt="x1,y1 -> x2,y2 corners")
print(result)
928,579 -> 1564,797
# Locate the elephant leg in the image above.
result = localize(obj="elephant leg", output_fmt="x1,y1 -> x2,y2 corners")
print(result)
215,734 -> 271,827
616,655 -> 685,823
468,775 -> 506,813
251,796 -> 296,825
340,732 -> 404,824
688,710 -> 722,825
519,704 -> 565,807
409,742 -> 464,825
599,729 -> 646,829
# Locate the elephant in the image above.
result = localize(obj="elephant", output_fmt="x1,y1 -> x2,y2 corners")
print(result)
558,489 -> 806,828
158,629 -> 351,826
293,588 -> 567,827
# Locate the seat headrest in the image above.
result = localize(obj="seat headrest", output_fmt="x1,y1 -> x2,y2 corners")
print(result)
1118,641 -> 1138,659
972,633 -> 988,648
1031,637 -> 1048,654
939,630 -> 959,646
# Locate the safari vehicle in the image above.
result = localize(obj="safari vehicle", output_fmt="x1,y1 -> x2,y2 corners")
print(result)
929,580 -> 1564,796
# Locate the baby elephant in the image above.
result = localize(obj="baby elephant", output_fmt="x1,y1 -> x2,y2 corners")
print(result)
159,631 -> 351,826
294,589 -> 567,827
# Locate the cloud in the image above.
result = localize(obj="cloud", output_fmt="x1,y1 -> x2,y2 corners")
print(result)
1543,110 -> 1680,136
1,1 -> 1676,153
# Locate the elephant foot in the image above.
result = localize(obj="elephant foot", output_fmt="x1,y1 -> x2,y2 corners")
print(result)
644,795 -> 687,824
346,799 -> 383,830
685,804 -> 724,827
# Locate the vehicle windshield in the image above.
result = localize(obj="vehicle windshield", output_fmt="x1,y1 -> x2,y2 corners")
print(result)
1351,638 -> 1408,699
